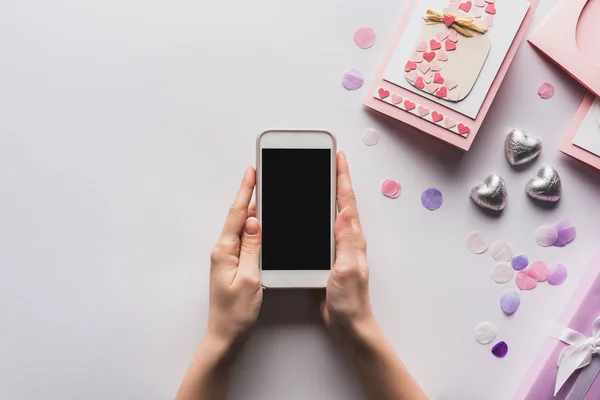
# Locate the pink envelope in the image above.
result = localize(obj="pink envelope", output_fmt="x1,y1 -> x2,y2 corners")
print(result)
528,0 -> 600,97
363,0 -> 539,151
560,93 -> 600,171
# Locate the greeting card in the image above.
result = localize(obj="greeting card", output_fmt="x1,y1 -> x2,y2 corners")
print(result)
364,0 -> 538,151
560,93 -> 600,171
529,0 -> 600,97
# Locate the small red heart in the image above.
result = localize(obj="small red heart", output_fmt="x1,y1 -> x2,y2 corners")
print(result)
404,99 -> 416,111
433,73 -> 444,84
445,40 -> 457,51
378,88 -> 390,99
443,15 -> 456,27
414,76 -> 425,89
423,52 -> 436,62
429,39 -> 441,50
405,61 -> 417,72
485,3 -> 496,14
458,123 -> 470,135
431,111 -> 444,123
435,86 -> 448,98
459,1 -> 472,12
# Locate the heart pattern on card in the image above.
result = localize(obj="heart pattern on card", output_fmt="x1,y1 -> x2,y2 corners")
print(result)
433,72 -> 445,84
405,61 -> 417,72
418,106 -> 430,116
425,83 -> 439,94
444,118 -> 457,129
378,88 -> 390,99
458,124 -> 470,135
391,93 -> 403,104
404,99 -> 416,111
430,60 -> 442,71
424,72 -> 434,83
415,41 -> 427,52
475,0 -> 485,6
423,52 -> 436,62
435,86 -> 448,98
406,70 -> 417,82
410,51 -> 423,63
445,79 -> 458,90
448,30 -> 459,43
436,31 -> 450,41
414,76 -> 425,89
485,3 -> 496,14
419,62 -> 431,74
430,39 -> 442,50
436,50 -> 448,61
431,111 -> 444,122
445,40 -> 457,51
459,1 -> 472,12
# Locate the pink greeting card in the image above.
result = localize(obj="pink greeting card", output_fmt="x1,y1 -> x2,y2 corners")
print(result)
528,0 -> 600,97
364,0 -> 538,151
560,93 -> 600,171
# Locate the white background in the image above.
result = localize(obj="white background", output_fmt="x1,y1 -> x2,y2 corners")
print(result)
1,0 -> 599,399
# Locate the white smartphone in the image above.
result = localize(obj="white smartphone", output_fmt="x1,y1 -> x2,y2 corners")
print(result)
256,130 -> 337,288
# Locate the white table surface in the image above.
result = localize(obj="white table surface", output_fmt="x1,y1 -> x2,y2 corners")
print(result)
1,0 -> 599,399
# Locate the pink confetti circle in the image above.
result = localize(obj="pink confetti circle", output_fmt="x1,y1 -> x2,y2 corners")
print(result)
529,261 -> 549,282
537,82 -> 555,99
381,179 -> 401,199
516,269 -> 538,291
548,264 -> 568,286
354,26 -> 376,49
341,68 -> 364,90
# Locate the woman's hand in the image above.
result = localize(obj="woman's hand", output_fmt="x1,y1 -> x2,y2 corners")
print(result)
207,166 -> 263,349
321,152 -> 376,342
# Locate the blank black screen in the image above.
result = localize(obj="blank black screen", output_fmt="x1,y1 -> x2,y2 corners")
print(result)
262,149 -> 331,270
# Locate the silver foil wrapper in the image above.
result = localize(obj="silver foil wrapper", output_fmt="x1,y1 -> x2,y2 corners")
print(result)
470,174 -> 508,211
526,166 -> 562,202
505,129 -> 542,166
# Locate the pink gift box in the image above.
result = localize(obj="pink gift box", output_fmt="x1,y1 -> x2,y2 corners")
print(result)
516,252 -> 600,399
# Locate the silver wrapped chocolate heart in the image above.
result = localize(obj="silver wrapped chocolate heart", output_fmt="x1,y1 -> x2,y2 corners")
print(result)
505,129 -> 542,166
470,174 -> 508,211
526,166 -> 562,202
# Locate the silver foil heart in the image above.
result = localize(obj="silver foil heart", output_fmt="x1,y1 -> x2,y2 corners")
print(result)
526,166 -> 562,202
470,174 -> 508,211
505,129 -> 542,166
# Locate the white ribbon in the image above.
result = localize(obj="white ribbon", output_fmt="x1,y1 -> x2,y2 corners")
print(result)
550,317 -> 600,396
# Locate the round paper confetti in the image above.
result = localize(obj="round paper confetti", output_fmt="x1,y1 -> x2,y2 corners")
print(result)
474,322 -> 497,345
535,224 -> 559,247
491,262 -> 514,284
511,254 -> 529,271
548,264 -> 568,286
500,291 -> 521,314
342,68 -> 364,90
353,26 -> 376,49
466,231 -> 489,254
529,261 -> 549,282
537,82 -> 555,99
490,240 -> 514,262
381,179 -> 401,199
421,188 -> 443,211
492,341 -> 509,358
516,269 -> 538,291
554,220 -> 576,246
362,128 -> 380,146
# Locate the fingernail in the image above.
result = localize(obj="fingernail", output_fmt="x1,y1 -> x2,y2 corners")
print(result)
245,218 -> 259,236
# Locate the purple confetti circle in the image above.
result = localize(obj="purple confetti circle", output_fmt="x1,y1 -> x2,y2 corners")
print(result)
421,188 -> 443,211
511,254 -> 529,271
341,68 -> 364,90
492,341 -> 509,358
500,291 -> 521,314
548,264 -> 568,285
554,220 -> 576,246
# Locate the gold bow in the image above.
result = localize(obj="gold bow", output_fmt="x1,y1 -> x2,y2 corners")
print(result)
423,9 -> 488,37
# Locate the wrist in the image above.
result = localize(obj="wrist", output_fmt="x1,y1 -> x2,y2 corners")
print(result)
196,333 -> 238,370
331,316 -> 384,355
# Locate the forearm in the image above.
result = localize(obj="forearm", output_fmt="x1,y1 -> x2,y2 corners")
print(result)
175,335 -> 236,400
336,319 -> 428,400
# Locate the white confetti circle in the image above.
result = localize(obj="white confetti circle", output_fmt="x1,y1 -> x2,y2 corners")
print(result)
474,322 -> 497,345
490,240 -> 514,262
535,225 -> 558,247
362,128 -> 380,146
491,262 -> 514,284
466,231 -> 489,254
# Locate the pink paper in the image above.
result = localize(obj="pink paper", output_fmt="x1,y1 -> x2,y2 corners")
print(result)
363,0 -> 539,151
515,251 -> 600,399
528,0 -> 600,97
560,93 -> 600,171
